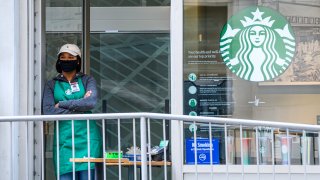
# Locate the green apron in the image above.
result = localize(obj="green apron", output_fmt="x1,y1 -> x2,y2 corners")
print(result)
53,78 -> 102,176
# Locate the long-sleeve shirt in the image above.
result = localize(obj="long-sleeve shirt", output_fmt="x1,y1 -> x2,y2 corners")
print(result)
42,72 -> 98,115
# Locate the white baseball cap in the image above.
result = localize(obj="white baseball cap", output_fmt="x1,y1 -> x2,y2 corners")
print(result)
58,44 -> 81,58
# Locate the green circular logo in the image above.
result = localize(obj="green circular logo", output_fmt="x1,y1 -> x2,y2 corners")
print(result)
188,98 -> 197,107
65,89 -> 72,95
188,86 -> 197,94
189,123 -> 197,132
188,73 -> 197,82
220,6 -> 295,82
189,111 -> 197,116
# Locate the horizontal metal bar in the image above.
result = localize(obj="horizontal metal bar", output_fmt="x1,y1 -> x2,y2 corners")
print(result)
1,113 -> 320,131
46,30 -> 170,34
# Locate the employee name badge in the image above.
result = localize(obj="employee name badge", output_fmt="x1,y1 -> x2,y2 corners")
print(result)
70,82 -> 80,93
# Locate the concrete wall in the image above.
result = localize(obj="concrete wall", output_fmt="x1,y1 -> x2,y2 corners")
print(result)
0,0 -> 31,179
0,1 -> 19,179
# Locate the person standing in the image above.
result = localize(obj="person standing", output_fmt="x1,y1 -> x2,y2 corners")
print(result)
42,44 -> 102,180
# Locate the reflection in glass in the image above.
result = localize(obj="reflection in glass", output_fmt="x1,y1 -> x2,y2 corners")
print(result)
226,127 -> 236,164
240,128 -> 256,165
258,127 -> 272,165
90,33 -> 170,179
90,33 -> 169,113
274,129 -> 303,165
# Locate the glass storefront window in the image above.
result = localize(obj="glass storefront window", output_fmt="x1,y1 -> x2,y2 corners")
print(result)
183,5 -> 231,117
45,32 -> 170,179
183,0 -> 320,121
89,33 -> 170,178
45,0 -> 170,179
183,0 -> 320,165
90,33 -> 170,113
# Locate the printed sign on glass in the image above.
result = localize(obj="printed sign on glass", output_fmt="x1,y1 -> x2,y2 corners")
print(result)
220,6 -> 296,81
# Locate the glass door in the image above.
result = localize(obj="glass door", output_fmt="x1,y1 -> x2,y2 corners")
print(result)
44,1 -> 171,179
90,33 -> 170,179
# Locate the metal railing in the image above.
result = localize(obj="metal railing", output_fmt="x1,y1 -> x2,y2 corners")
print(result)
1,113 -> 320,180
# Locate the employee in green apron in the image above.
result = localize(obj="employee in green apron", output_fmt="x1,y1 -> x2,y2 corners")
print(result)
42,44 -> 102,180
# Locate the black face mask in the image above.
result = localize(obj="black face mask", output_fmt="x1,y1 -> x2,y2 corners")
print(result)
59,60 -> 78,72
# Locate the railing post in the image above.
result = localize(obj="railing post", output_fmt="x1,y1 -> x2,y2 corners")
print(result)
140,117 -> 148,180
147,118 -> 152,180
56,121 -> 60,180
318,131 -> 320,165
117,118 -> 121,180
72,120 -> 75,180
271,129 -> 275,180
302,130 -> 307,179
240,125 -> 244,179
255,127 -> 260,180
286,128 -> 291,180
102,119 -> 106,180
224,124 -> 229,180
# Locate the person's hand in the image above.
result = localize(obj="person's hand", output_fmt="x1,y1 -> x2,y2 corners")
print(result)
55,103 -> 59,108
84,90 -> 92,98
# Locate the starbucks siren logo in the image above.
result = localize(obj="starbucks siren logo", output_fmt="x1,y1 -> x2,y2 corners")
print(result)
220,6 -> 296,81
